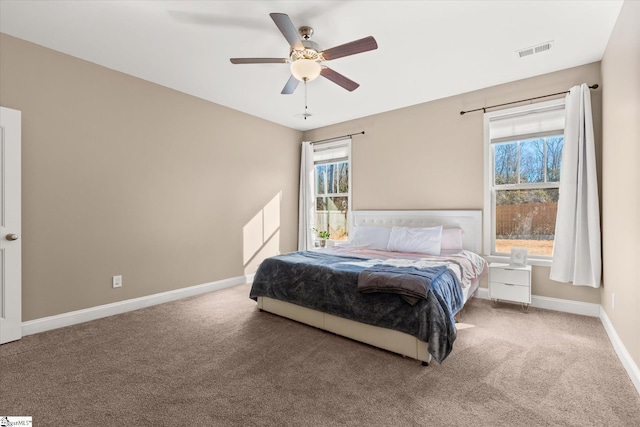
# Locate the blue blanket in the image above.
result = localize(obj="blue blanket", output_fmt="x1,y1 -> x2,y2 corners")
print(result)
249,251 -> 464,363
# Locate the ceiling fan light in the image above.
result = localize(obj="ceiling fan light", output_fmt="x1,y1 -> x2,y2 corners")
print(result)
290,59 -> 321,82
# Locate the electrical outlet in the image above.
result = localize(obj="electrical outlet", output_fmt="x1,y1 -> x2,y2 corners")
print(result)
611,293 -> 615,310
112,275 -> 122,288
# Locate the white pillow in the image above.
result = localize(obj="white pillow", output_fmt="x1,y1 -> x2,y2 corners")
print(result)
349,226 -> 391,250
387,225 -> 443,255
441,228 -> 465,250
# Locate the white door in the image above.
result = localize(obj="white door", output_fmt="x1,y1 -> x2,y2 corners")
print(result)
0,106 -> 22,344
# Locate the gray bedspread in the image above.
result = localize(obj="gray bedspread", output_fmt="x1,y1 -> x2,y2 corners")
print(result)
249,251 -> 464,363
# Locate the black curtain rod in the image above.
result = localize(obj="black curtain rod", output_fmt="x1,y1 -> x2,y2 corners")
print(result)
310,131 -> 365,145
459,84 -> 599,115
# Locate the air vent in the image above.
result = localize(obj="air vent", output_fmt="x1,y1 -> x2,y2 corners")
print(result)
517,41 -> 553,58
518,48 -> 534,58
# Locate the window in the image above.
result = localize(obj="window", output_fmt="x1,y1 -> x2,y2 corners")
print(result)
484,98 -> 565,262
313,140 -> 351,240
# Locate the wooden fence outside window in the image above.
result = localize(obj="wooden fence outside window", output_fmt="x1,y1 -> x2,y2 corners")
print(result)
496,202 -> 558,238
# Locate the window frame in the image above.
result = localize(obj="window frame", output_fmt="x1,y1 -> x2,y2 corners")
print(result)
483,98 -> 565,266
312,139 -> 352,241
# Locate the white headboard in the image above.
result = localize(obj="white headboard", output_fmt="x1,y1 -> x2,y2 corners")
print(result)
351,210 -> 482,253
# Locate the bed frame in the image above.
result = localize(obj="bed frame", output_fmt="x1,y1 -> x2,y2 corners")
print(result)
256,210 -> 483,365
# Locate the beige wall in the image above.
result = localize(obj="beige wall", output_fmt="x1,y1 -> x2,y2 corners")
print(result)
601,1 -> 640,370
0,34 -> 302,321
303,63 -> 603,304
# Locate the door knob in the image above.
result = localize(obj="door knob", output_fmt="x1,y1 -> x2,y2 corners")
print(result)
6,234 -> 18,241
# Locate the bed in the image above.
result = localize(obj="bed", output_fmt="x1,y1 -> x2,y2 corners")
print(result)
249,210 -> 485,365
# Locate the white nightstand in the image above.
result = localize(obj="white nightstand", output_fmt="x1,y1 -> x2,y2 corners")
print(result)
488,263 -> 532,307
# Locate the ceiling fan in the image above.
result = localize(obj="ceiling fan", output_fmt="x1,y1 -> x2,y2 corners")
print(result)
230,13 -> 378,94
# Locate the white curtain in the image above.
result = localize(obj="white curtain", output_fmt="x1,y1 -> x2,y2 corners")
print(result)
550,84 -> 601,287
298,141 -> 315,250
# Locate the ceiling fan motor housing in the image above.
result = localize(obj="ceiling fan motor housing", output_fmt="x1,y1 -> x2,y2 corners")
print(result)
291,40 -> 323,61
289,26 -> 323,61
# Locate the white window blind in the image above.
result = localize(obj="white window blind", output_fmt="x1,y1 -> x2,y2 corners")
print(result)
313,140 -> 349,164
489,102 -> 565,143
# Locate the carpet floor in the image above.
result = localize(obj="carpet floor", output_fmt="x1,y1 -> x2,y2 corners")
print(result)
1,283 -> 639,426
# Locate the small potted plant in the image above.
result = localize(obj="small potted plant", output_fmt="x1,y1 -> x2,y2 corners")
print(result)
312,228 -> 331,247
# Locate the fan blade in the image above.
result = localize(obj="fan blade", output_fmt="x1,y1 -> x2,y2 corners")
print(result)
230,58 -> 288,64
270,13 -> 304,50
321,36 -> 378,61
320,67 -> 359,91
281,75 -> 300,94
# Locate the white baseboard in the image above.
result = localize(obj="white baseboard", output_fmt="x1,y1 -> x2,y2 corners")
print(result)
475,287 -> 600,317
599,308 -> 640,396
22,274 -> 255,336
476,287 -> 639,396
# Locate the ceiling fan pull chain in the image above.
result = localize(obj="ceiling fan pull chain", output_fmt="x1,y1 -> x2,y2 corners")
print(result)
304,79 -> 309,120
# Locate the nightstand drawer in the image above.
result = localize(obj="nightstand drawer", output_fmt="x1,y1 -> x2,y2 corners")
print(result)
489,282 -> 531,303
490,267 -> 530,286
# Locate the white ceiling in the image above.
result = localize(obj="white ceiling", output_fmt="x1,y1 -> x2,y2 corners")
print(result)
0,1 -> 623,131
